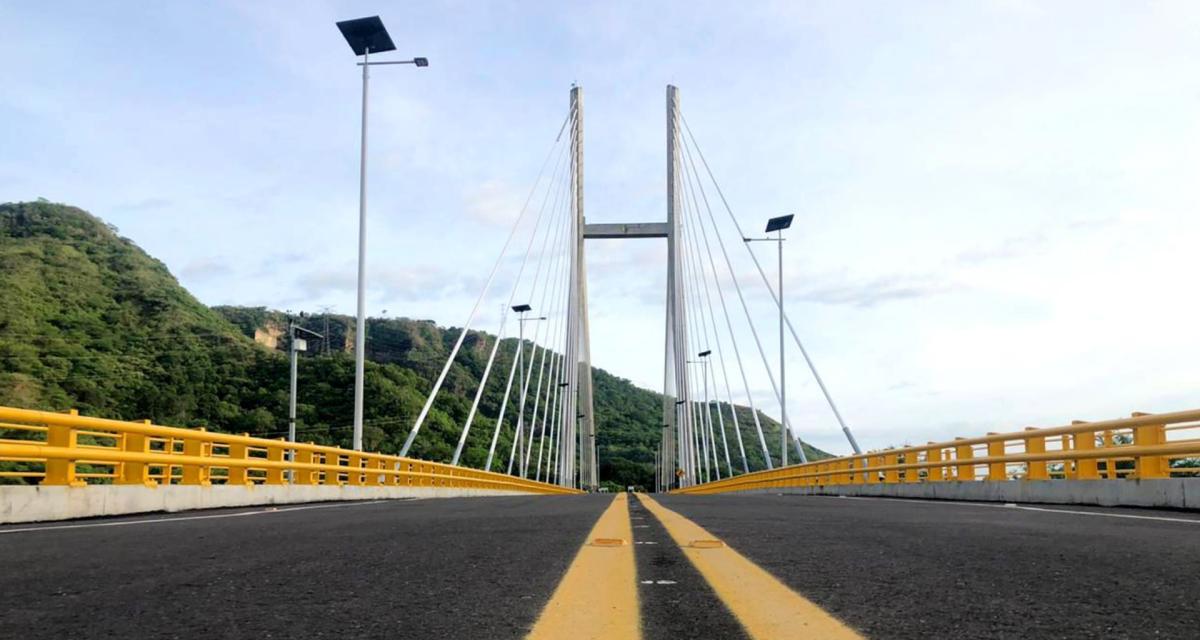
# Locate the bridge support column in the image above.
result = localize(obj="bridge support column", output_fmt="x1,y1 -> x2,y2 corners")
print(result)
572,86 -> 598,492
663,84 -> 693,488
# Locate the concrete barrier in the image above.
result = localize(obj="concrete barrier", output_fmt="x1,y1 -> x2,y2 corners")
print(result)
0,485 -> 532,524
748,478 -> 1200,510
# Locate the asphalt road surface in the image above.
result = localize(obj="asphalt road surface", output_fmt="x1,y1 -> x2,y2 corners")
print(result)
0,496 -> 608,640
654,493 -> 1200,639
2,493 -> 1197,639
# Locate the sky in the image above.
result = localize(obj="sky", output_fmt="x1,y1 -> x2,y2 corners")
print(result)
2,1 -> 1198,456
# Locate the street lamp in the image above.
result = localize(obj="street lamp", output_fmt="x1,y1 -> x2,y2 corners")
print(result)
511,304 -> 545,477
654,446 -> 659,494
697,350 -> 723,477
673,399 -> 689,486
287,314 -> 323,480
686,358 -> 706,483
745,213 -> 795,466
688,350 -> 718,483
659,423 -> 670,491
336,15 -> 428,451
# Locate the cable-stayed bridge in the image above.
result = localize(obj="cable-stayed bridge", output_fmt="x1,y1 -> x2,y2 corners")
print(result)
2,86 -> 1198,640
383,84 -> 865,494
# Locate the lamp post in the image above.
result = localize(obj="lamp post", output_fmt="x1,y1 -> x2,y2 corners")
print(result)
686,357 -> 710,483
336,15 -> 428,451
511,305 -> 545,477
557,381 -> 569,486
697,349 -> 721,478
287,315 -> 323,481
660,423 -> 670,491
654,446 -> 659,494
577,413 -> 586,490
745,214 -> 795,467
674,399 -> 688,486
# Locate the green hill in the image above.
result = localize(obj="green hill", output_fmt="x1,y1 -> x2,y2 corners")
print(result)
0,201 -> 829,488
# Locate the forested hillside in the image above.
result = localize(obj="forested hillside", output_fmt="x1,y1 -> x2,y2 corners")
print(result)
0,201 -> 829,488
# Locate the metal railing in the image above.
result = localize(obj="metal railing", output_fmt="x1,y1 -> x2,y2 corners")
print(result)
674,409 -> 1200,495
0,406 -> 578,495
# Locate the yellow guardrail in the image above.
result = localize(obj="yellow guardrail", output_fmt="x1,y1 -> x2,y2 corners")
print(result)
0,406 -> 579,495
674,409 -> 1200,495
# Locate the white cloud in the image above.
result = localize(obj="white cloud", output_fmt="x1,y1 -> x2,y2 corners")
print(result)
797,274 -> 959,308
464,180 -> 528,227
179,257 -> 232,281
299,264 -> 478,303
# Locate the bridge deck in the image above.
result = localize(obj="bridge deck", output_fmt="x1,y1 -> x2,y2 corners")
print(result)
2,494 -> 1196,639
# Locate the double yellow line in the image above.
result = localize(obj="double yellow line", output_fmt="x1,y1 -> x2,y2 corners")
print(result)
526,494 -> 640,639
527,493 -> 861,640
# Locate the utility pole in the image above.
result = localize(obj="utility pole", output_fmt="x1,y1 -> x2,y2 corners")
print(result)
318,304 -> 334,355
288,317 -> 299,461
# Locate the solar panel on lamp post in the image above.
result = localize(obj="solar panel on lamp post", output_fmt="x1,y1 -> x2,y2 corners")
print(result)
336,16 -> 428,451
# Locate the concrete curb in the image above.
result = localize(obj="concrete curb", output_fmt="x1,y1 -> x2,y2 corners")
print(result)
742,478 -> 1200,510
0,485 -> 532,524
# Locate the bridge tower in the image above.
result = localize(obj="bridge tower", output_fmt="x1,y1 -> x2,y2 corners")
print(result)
569,85 -> 599,491
570,85 -> 692,490
663,85 -> 693,489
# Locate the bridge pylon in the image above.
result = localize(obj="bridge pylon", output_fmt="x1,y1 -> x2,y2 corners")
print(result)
568,85 -> 693,490
663,85 -> 693,488
569,85 -> 599,491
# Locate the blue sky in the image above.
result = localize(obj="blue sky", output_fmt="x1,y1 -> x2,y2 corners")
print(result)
2,1 -> 1198,455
